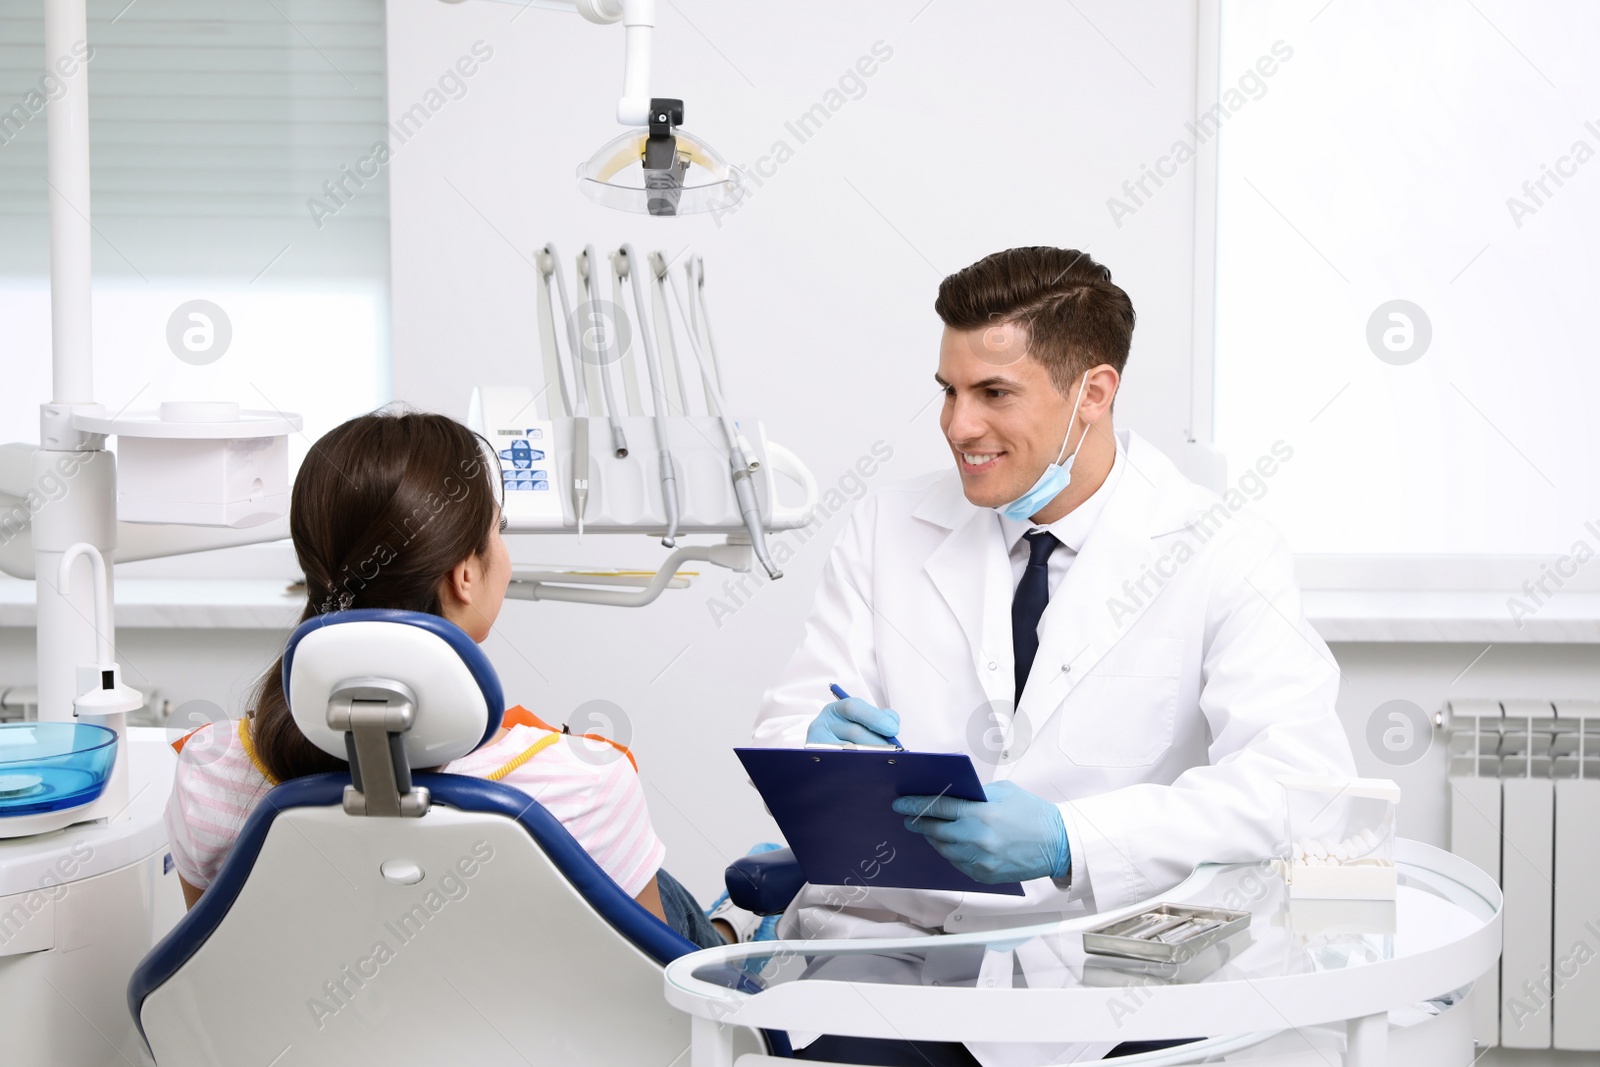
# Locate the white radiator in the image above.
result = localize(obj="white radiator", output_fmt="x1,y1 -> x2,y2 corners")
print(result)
1445,698 -> 1600,1052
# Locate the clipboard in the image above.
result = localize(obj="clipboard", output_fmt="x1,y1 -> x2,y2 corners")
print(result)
734,747 -> 1025,896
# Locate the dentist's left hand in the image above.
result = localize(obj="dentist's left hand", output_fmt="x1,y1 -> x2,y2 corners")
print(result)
893,781 -> 1070,884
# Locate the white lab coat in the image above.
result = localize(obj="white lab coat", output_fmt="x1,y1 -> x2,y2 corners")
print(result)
754,429 -> 1356,940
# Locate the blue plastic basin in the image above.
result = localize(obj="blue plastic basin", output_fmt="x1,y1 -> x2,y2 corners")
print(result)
0,722 -> 118,819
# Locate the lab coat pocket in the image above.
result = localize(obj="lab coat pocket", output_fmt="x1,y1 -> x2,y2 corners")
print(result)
1055,637 -> 1180,767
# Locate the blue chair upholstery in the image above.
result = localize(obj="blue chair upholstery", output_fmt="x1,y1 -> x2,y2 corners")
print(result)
726,846 -> 807,916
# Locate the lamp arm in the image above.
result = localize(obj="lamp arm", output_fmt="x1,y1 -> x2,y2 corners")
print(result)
574,0 -> 656,125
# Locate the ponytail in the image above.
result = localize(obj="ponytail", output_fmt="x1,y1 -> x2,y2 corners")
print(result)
249,409 -> 500,783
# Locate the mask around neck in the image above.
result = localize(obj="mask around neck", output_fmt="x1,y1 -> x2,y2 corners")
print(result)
994,374 -> 1090,523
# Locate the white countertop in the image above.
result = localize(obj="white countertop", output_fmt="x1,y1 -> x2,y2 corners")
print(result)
1302,589 -> 1600,644
0,578 -> 1597,643
0,578 -> 303,631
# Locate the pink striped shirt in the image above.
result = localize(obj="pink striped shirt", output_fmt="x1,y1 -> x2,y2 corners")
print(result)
164,712 -> 666,898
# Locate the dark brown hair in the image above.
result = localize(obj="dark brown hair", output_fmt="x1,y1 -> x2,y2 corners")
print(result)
249,409 -> 502,783
933,246 -> 1136,394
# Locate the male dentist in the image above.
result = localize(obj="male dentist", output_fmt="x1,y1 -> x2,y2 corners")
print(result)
754,246 -> 1357,943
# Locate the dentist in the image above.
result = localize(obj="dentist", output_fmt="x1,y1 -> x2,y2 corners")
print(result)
754,246 -> 1357,942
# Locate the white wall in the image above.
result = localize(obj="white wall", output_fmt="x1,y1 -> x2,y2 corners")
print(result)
383,0 -> 1206,899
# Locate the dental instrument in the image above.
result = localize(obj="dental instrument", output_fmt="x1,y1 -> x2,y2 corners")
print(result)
648,253 -> 693,415
580,244 -> 630,458
658,255 -> 782,578
539,242 -> 591,539
475,244 -> 819,605
618,243 -> 681,547
535,246 -> 577,417
1083,903 -> 1251,963
685,256 -> 715,410
609,249 -> 645,416
687,257 -> 760,473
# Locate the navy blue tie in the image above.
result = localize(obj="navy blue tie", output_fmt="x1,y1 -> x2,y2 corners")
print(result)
1012,530 -> 1059,704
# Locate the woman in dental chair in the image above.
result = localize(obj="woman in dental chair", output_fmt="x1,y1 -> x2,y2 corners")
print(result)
164,409 -> 758,948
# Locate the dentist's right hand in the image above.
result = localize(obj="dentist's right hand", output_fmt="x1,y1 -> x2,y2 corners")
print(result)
807,697 -> 901,746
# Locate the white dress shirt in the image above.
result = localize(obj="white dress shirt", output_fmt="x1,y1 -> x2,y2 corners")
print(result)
994,438 -> 1124,895
999,435 -> 1125,595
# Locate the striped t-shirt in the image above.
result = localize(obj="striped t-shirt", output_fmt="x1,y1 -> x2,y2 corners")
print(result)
163,706 -> 666,898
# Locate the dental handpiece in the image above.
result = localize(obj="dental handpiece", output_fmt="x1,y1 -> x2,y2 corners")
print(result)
579,244 -> 628,459
571,417 -> 589,539
731,462 -> 781,579
543,243 -> 589,539
659,265 -> 781,580
620,244 -> 680,547
535,245 -> 576,417
690,258 -> 760,473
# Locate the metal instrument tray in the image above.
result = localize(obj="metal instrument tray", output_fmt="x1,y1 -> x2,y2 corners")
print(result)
1082,903 -> 1250,963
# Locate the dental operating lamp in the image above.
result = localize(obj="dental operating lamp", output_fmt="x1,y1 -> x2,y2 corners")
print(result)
443,0 -> 745,216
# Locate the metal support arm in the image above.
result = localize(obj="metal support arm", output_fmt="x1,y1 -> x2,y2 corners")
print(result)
505,541 -> 750,607
327,678 -> 429,818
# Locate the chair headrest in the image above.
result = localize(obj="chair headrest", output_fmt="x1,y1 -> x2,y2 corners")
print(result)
283,609 -> 504,768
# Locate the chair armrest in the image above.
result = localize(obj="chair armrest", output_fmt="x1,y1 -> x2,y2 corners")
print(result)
724,848 -> 805,916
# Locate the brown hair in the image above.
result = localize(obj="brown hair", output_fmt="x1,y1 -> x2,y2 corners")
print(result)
249,409 -> 502,783
933,246 -> 1136,395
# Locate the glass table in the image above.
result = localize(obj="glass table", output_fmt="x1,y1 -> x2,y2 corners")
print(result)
665,840 -> 1501,1067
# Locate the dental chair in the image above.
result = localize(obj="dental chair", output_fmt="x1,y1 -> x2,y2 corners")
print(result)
128,608 -> 785,1066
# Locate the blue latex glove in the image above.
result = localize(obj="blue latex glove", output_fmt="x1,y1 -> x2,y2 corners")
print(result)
893,781 -> 1070,884
806,697 -> 901,746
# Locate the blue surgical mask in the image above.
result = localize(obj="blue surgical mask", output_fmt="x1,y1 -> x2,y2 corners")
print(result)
995,375 -> 1090,522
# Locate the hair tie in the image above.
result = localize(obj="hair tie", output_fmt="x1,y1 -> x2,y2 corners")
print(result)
317,591 -> 355,614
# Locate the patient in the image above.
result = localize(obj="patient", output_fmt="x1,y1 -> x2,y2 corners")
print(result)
164,410 -> 754,947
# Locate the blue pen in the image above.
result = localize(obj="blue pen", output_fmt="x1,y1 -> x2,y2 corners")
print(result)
828,683 -> 903,750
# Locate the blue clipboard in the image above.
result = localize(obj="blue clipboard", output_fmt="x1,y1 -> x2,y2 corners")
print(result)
735,747 -> 1025,896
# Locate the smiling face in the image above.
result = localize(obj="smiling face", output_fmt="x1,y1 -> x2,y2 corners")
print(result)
937,322 -> 1084,510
